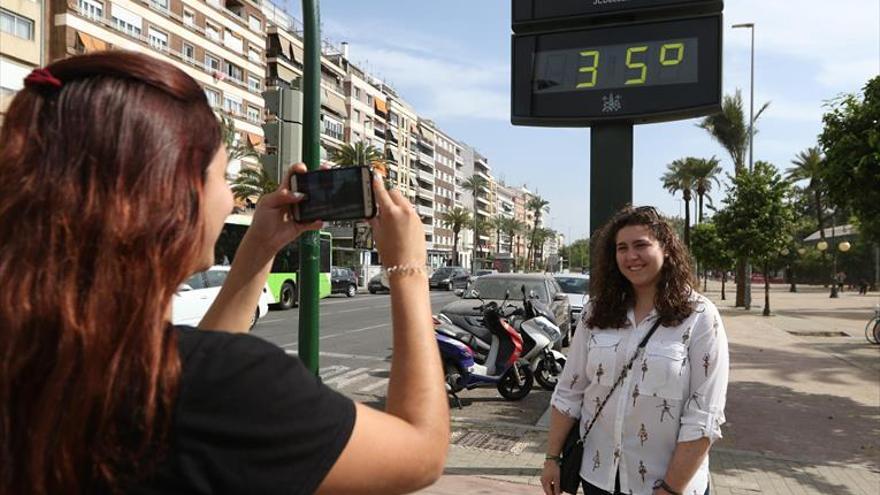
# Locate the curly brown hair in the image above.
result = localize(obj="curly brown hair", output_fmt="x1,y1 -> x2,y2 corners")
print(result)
586,206 -> 697,329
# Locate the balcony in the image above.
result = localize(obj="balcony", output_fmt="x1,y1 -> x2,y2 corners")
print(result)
417,189 -> 434,201
475,170 -> 491,182
476,195 -> 491,205
418,151 -> 435,166
418,169 -> 435,184
417,204 -> 433,217
423,224 -> 434,234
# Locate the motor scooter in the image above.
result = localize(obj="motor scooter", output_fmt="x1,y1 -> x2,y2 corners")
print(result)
434,291 -> 533,407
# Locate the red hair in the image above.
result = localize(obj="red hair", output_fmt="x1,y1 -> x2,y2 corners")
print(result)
0,51 -> 221,493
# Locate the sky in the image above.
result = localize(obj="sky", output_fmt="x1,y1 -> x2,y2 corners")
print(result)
283,0 -> 879,240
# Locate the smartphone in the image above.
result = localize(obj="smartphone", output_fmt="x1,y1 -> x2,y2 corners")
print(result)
289,165 -> 377,222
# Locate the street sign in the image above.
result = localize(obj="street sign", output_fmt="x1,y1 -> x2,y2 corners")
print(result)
513,0 -> 722,30
512,14 -> 721,126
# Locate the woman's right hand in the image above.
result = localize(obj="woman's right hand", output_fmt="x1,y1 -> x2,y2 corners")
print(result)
541,460 -> 562,495
367,173 -> 426,268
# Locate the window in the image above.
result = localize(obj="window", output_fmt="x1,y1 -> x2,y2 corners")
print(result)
183,8 -> 195,27
205,22 -> 220,42
183,273 -> 207,290
353,87 -> 361,99
353,109 -> 360,123
0,9 -> 34,40
248,48 -> 260,63
248,14 -> 261,31
112,5 -> 142,36
147,27 -> 168,51
204,269 -> 228,288
205,54 -> 220,72
150,0 -> 168,12
367,95 -> 373,106
223,94 -> 243,115
77,0 -> 103,20
204,88 -> 221,108
182,43 -> 195,62
224,29 -> 242,52
224,61 -> 243,82
247,105 -> 261,123
247,75 -> 260,92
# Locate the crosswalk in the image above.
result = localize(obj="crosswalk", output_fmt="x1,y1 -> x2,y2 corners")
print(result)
318,364 -> 389,396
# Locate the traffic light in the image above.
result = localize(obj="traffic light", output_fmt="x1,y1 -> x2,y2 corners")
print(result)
261,87 -> 304,184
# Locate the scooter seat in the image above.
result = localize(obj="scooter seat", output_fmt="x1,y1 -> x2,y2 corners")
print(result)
436,325 -> 490,353
444,313 -> 493,344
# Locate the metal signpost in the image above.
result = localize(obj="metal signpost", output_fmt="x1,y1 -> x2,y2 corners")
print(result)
511,0 -> 724,244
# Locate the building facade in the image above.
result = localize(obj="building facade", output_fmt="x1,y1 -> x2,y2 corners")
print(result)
0,0 -> 44,121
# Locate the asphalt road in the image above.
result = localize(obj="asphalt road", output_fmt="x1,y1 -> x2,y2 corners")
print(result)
250,290 -> 553,425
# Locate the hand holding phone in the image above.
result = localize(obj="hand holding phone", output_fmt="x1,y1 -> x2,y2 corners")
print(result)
367,173 -> 426,269
289,165 -> 377,222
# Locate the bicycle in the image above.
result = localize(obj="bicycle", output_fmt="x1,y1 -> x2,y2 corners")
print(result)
865,305 -> 880,344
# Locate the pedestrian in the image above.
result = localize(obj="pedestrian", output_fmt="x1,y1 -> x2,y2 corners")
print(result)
837,271 -> 847,293
0,51 -> 448,495
858,278 -> 869,295
541,206 -> 729,495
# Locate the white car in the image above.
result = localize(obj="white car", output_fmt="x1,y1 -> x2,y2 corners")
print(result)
172,266 -> 273,329
553,274 -> 590,345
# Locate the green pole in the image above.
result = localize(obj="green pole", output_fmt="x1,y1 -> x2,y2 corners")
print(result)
298,0 -> 321,374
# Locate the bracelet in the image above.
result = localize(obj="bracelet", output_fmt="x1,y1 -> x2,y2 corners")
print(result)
652,479 -> 682,495
545,454 -> 562,465
380,264 -> 428,285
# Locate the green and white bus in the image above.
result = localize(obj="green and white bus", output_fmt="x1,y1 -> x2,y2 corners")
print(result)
216,214 -> 332,309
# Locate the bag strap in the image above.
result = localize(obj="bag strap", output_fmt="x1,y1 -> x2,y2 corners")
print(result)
565,317 -> 663,453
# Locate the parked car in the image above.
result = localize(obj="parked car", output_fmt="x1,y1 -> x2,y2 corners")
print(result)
368,273 -> 390,294
331,266 -> 359,297
429,266 -> 470,291
172,266 -> 271,329
440,273 -> 572,346
554,273 -> 590,346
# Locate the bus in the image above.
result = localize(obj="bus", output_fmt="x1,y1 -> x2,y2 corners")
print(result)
215,214 -> 332,309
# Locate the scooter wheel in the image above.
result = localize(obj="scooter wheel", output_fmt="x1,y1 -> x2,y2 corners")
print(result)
497,362 -> 534,401
535,356 -> 565,391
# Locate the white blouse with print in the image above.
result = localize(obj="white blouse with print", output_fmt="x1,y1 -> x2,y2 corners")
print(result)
551,292 -> 729,495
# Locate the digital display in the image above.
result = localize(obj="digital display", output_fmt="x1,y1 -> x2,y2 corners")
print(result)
534,38 -> 698,93
294,167 -> 373,222
513,0 -> 722,27
511,15 -> 721,126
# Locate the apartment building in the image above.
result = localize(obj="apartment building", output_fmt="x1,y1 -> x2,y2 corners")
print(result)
50,0 -> 266,164
494,182 -> 517,255
0,0 -> 44,121
430,124 -> 457,267
386,89 -> 418,201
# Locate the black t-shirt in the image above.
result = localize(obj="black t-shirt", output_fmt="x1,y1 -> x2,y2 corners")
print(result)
130,326 -> 356,495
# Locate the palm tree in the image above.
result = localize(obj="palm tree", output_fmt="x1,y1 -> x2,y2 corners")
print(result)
697,90 -> 769,175
230,166 -> 279,202
220,112 -> 258,162
526,195 -> 550,271
329,141 -> 384,167
498,216 -> 526,257
662,158 -> 695,247
786,147 -> 826,245
462,175 -> 488,269
689,156 -> 723,223
438,207 -> 471,266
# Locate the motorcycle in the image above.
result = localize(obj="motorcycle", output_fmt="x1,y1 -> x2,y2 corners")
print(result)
436,286 -> 566,391
434,291 -> 534,407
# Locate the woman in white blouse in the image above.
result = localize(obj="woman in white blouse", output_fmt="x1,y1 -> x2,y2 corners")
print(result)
541,206 -> 729,495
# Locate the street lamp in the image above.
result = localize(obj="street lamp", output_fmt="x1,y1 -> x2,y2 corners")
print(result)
732,22 -> 755,172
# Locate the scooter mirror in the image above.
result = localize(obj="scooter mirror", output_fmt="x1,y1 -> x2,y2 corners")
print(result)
529,289 -> 538,300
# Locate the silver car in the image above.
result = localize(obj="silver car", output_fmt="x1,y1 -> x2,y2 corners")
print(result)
553,273 -> 590,346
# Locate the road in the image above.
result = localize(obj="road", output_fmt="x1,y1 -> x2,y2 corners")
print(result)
250,290 -> 553,425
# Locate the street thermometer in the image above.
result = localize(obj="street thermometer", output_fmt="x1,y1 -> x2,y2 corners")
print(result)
510,0 -> 724,242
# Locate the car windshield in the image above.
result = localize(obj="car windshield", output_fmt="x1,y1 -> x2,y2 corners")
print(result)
475,270 -> 494,276
555,277 -> 589,294
433,267 -> 456,276
468,278 -> 548,302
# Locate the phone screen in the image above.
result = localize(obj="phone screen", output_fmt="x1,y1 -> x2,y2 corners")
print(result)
292,166 -> 375,222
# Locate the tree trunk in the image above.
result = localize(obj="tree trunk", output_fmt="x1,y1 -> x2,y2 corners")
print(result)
762,262 -> 771,316
721,272 -> 726,300
698,193 -> 704,223
787,265 -> 797,292
703,271 -> 708,292
814,190 -> 826,243
683,194 -> 691,248
452,230 -> 460,266
735,259 -> 746,307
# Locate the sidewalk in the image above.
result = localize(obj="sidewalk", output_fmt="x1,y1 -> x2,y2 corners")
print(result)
417,283 -> 880,494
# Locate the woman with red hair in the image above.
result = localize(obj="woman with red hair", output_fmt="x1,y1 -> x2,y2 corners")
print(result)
0,51 -> 448,495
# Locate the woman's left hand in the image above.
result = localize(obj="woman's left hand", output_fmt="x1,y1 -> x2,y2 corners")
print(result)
245,163 -> 323,258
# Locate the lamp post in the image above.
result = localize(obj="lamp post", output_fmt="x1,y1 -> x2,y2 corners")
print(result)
732,22 -> 755,172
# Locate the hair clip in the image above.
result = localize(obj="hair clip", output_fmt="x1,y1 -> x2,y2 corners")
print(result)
24,68 -> 63,90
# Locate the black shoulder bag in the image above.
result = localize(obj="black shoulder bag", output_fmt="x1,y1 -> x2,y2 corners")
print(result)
558,318 -> 663,494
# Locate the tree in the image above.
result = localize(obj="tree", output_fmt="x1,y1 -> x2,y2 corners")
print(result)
220,112 -> 258,162
698,90 -> 771,308
689,156 -> 723,223
230,166 -> 279,202
714,162 -> 795,316
495,216 -> 524,254
786,147 -> 828,246
697,90 -> 770,175
462,175 -> 488,268
438,207 -> 471,267
690,222 -> 735,299
529,227 -> 556,271
526,195 -> 550,270
559,239 -> 591,272
662,158 -> 695,247
819,76 -> 880,245
329,141 -> 384,168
